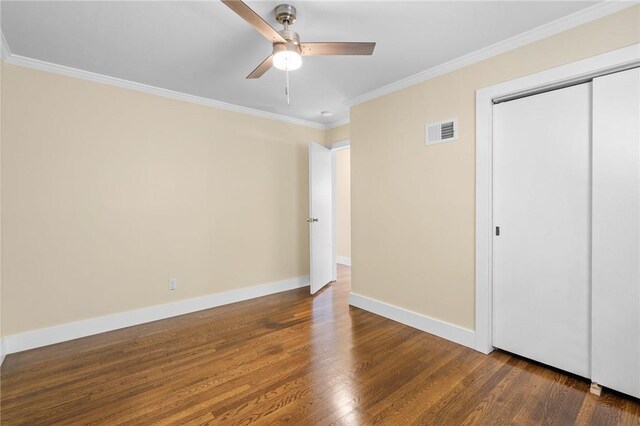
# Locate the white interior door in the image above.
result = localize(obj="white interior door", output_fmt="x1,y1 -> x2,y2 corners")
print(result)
592,68 -> 640,398
309,142 -> 333,294
493,83 -> 592,378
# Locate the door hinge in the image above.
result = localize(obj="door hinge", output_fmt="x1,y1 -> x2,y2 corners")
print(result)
495,226 -> 500,236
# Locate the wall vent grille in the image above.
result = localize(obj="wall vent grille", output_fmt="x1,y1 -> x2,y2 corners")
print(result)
426,118 -> 458,145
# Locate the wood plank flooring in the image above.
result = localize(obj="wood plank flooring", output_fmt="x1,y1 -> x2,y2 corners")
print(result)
1,265 -> 639,425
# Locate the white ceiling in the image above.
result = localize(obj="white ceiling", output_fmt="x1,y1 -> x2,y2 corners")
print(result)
2,1 -> 599,125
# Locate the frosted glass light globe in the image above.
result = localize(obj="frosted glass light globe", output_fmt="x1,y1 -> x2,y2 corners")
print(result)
273,50 -> 302,71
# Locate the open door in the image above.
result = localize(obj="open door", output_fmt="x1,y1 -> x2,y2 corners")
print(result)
308,142 -> 333,294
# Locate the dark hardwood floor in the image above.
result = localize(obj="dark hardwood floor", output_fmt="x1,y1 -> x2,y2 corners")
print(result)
1,265 -> 639,425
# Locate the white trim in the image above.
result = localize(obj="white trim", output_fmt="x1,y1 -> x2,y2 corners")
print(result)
1,51 -> 328,130
475,43 -> 640,355
3,275 -> 309,355
349,293 -> 475,349
331,151 -> 338,282
329,139 -> 351,151
336,256 -> 351,266
1,31 -> 11,61
326,118 -> 350,130
0,338 -> 6,366
3,1 -> 630,129
345,2 -> 636,107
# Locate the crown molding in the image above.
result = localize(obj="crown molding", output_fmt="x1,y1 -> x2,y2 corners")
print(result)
1,48 -> 328,130
345,1 -> 638,107
1,31 -> 11,61
2,2 -> 634,124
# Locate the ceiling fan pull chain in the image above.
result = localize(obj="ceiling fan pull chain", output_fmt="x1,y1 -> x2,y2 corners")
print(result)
286,68 -> 290,106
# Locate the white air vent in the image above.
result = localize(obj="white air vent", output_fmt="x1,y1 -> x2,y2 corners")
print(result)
426,118 -> 458,145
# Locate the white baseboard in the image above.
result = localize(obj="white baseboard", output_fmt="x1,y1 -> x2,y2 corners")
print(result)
4,276 -> 309,355
337,256 -> 352,266
349,292 -> 476,350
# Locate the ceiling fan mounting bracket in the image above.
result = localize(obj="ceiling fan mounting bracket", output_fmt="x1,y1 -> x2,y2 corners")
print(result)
275,4 -> 297,25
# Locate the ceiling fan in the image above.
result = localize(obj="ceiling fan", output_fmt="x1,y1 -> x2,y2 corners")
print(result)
221,1 -> 376,79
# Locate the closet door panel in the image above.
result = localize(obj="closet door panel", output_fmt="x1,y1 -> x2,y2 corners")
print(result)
493,83 -> 592,378
592,68 -> 640,398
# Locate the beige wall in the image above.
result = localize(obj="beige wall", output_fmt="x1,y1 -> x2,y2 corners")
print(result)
0,60 -> 3,340
1,6 -> 638,338
335,148 -> 351,260
1,64 -> 325,335
325,124 -> 349,146
350,6 -> 640,330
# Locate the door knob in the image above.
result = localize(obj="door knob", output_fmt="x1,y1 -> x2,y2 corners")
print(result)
307,218 -> 319,223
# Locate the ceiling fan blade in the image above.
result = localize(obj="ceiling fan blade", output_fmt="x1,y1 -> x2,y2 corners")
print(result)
301,42 -> 376,56
221,0 -> 286,44
247,55 -> 273,79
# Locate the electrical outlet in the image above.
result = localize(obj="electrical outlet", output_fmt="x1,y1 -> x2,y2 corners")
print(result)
169,278 -> 177,290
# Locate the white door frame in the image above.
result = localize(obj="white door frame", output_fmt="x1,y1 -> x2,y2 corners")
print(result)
329,139 -> 351,282
475,43 -> 640,354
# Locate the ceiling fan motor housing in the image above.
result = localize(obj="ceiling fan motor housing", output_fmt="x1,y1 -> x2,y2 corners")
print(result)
277,28 -> 300,44
273,40 -> 301,56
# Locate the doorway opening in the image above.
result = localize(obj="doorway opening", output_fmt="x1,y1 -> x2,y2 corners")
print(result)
332,141 -> 351,291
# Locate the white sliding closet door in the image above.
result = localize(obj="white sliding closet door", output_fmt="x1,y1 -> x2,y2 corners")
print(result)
493,83 -> 592,378
592,68 -> 640,398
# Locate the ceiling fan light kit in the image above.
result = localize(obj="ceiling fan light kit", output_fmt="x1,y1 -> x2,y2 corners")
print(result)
272,42 -> 302,71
